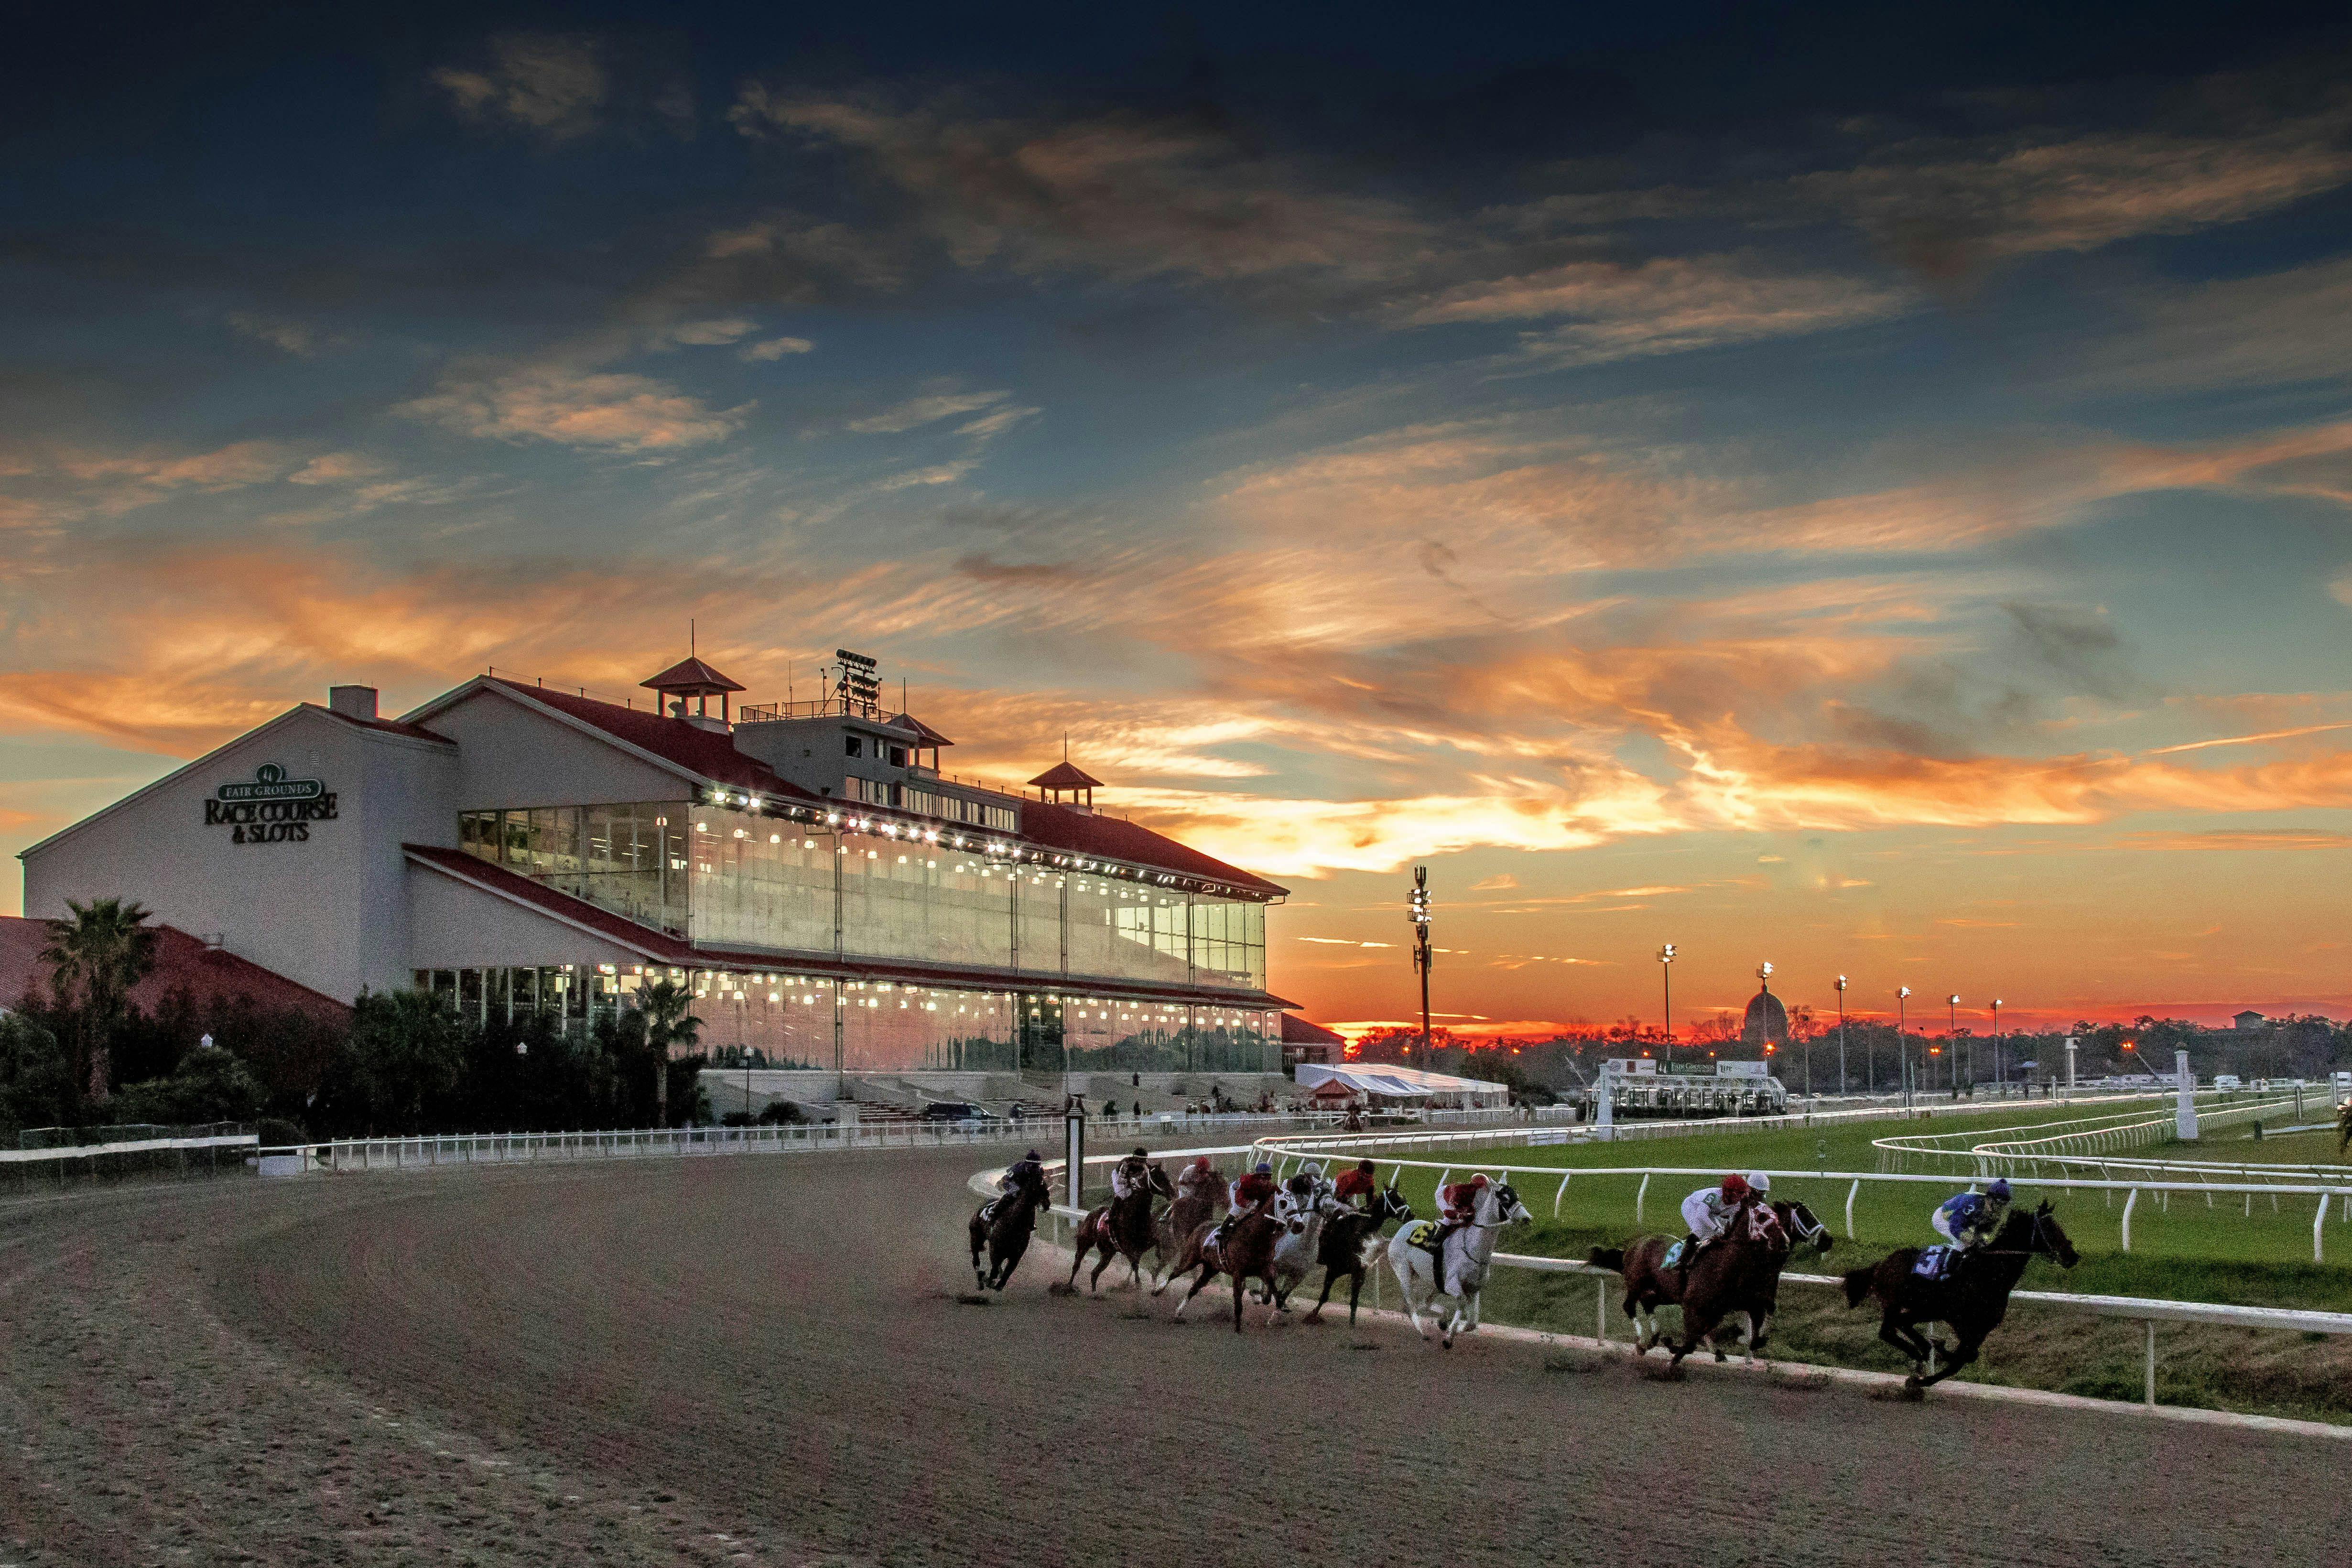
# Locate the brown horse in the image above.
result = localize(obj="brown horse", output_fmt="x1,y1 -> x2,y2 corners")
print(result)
1588,1197 -> 1789,1367
1067,1160 -> 1175,1293
1168,1200 -> 1282,1332
1147,1164 -> 1225,1293
968,1165 -> 1053,1291
1843,1202 -> 2078,1389
1303,1182 -> 1413,1326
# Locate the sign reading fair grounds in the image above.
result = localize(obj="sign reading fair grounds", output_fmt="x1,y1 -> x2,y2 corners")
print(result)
204,763 -> 336,845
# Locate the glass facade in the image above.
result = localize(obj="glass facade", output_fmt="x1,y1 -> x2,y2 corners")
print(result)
447,799 -> 1279,1073
418,964 -> 1278,1073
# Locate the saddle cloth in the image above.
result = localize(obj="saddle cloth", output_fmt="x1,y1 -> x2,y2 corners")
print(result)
1661,1239 -> 1687,1269
1403,1220 -> 1442,1253
1913,1245 -> 1956,1281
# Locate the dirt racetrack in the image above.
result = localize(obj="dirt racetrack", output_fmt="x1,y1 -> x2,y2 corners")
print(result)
0,1142 -> 2340,1566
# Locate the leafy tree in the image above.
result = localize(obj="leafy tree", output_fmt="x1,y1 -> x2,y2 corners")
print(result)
0,1014 -> 76,1136
111,1046 -> 267,1125
635,979 -> 702,1126
318,989 -> 470,1135
40,897 -> 158,1103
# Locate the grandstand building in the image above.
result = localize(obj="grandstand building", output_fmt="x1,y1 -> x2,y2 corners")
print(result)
17,653 -> 1294,1083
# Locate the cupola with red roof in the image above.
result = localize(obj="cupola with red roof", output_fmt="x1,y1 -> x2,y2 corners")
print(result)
1028,758 -> 1103,808
641,651 -> 745,728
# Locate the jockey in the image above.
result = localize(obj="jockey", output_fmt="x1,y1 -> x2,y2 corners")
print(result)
1108,1146 -> 1152,1201
1677,1173 -> 1752,1275
1931,1179 -> 2011,1252
1419,1174 -> 1490,1283
1333,1158 -> 1378,1208
1213,1161 -> 1279,1245
983,1149 -> 1046,1222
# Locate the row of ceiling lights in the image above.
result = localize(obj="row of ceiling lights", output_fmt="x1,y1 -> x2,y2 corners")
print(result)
700,786 -> 1250,900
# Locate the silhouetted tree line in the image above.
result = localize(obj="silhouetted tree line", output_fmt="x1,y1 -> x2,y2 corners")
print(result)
3,902 -> 715,1143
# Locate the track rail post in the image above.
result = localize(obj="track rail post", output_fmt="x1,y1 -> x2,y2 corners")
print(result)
1554,1172 -> 1571,1219
2121,1188 -> 2137,1253
1845,1179 -> 1859,1240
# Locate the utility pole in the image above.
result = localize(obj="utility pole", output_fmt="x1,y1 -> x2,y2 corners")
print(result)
1948,994 -> 1961,1095
1897,986 -> 1913,1110
1991,998 -> 2004,1093
1834,974 -> 1849,1095
1658,943 -> 1676,1066
1409,867 -> 1433,1062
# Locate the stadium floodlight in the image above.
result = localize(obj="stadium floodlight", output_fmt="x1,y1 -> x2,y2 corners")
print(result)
1834,974 -> 1850,1094
1408,866 -> 1433,1059
1658,943 -> 1677,1060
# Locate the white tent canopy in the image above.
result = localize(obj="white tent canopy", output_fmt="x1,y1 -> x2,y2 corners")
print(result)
1294,1063 -> 1510,1104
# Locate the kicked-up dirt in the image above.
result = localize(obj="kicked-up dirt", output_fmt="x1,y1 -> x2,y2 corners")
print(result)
0,1142 -> 2340,1566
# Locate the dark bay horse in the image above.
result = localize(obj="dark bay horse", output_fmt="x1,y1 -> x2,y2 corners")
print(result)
1843,1202 -> 2079,1389
1303,1183 -> 1413,1326
1169,1200 -> 1282,1333
1148,1165 -> 1225,1294
1734,1199 -> 1833,1356
968,1165 -> 1052,1291
1068,1160 -> 1175,1293
1589,1197 -> 1789,1367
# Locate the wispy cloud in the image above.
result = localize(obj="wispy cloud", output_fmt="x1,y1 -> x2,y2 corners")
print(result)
847,389 -> 1008,434
401,366 -> 746,453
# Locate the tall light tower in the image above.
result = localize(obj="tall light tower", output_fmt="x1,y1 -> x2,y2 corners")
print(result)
1834,974 -> 1850,1095
1947,994 -> 1961,1094
1991,997 -> 2004,1092
1897,986 -> 1913,1109
1408,866 -> 1432,1062
1658,943 -> 1677,1064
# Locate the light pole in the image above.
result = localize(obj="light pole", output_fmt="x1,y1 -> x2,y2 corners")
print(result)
1947,994 -> 1960,1095
1991,998 -> 2004,1092
1897,986 -> 1913,1109
1409,867 -> 1432,1062
1658,943 -> 1676,1065
1835,975 -> 1849,1095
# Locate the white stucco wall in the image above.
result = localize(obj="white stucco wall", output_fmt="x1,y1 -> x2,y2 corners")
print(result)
20,706 -> 459,1002
423,687 -> 689,810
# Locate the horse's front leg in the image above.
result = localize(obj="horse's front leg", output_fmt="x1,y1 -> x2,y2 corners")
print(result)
1912,1329 -> 1980,1388
1879,1313 -> 1930,1374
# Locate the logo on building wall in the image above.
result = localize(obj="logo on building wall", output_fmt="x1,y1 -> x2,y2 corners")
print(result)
205,763 -> 337,843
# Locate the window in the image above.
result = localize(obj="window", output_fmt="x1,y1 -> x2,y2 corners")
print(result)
845,735 -> 863,758
888,745 -> 907,767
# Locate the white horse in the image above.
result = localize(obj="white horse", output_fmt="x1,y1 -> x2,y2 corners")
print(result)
1267,1173 -> 1338,1313
1386,1178 -> 1532,1347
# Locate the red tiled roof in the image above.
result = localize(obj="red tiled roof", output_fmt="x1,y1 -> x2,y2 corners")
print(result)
402,845 -> 1297,1009
641,656 -> 744,694
0,917 -> 350,1022
1020,800 -> 1288,898
1282,1013 -> 1344,1045
486,680 -> 818,800
1028,760 -> 1102,790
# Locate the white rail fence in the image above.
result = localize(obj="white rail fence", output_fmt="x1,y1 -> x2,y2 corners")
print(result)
981,1150 -> 2352,1423
1249,1135 -> 2352,1263
1875,1095 -> 2306,1175
0,1132 -> 259,1190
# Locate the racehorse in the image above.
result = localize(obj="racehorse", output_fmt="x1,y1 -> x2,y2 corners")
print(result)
1843,1201 -> 2079,1390
1589,1196 -> 1792,1367
1734,1199 -> 1833,1354
1386,1178 -> 1532,1347
1168,1198 -> 1285,1333
1147,1163 -> 1225,1294
968,1163 -> 1052,1292
1303,1181 -> 1413,1326
1067,1159 -> 1176,1293
1267,1171 -> 1339,1313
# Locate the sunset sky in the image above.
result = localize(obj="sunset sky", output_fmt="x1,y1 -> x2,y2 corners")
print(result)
7,5 -> 2352,1035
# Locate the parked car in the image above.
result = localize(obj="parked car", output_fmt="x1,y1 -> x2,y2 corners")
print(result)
2213,1074 -> 2243,1091
919,1101 -> 981,1122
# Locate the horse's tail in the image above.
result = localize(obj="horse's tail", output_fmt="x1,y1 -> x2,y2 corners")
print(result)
1842,1264 -> 1876,1308
1587,1247 -> 1626,1274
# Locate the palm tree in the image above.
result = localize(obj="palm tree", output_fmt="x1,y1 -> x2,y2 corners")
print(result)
40,898 -> 159,1105
637,977 -> 702,1127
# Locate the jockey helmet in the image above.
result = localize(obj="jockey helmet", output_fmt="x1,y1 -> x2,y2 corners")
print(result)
1721,1173 -> 1752,1200
1356,1159 -> 1376,1174
1987,1179 -> 2011,1202
1192,1155 -> 1212,1171
1131,1146 -> 1149,1158
1024,1149 -> 1041,1162
1254,1161 -> 1273,1174
1745,1172 -> 1772,1196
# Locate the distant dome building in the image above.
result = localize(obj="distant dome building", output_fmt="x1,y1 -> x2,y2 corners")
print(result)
1741,986 -> 1789,1047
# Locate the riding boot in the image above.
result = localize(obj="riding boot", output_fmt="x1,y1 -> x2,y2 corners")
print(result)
1677,1234 -> 1699,1287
